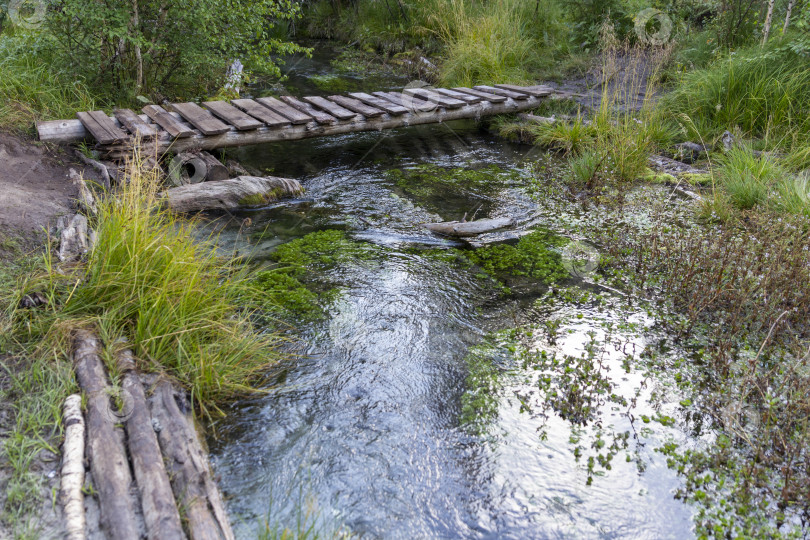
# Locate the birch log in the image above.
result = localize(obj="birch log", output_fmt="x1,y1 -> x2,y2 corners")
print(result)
61,394 -> 86,540
116,349 -> 185,540
164,175 -> 303,213
72,329 -> 140,540
425,217 -> 514,237
148,380 -> 235,540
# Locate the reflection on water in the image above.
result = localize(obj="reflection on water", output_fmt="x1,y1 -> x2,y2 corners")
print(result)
206,47 -> 694,539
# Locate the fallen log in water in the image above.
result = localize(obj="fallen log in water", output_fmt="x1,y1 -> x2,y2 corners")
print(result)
116,349 -> 185,540
72,330 -> 141,540
149,380 -> 235,540
164,175 -> 303,213
61,394 -> 86,540
425,217 -> 514,237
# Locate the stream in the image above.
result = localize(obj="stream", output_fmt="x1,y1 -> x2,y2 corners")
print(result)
205,44 -> 697,539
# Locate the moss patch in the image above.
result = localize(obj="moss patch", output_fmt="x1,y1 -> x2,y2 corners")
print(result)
310,73 -> 355,93
270,229 -> 376,274
386,163 -> 522,202
641,168 -> 677,184
467,229 -> 568,283
252,269 -> 327,320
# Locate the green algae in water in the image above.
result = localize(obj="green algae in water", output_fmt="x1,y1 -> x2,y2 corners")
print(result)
252,230 -> 378,320
387,164 -> 523,206
460,329 -> 528,435
253,269 -> 326,320
271,229 -> 376,275
309,73 -> 355,93
467,229 -> 568,283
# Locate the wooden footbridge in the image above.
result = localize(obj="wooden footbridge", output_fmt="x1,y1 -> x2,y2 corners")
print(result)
38,84 -> 560,159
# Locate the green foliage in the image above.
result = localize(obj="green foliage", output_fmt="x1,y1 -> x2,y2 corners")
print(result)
434,0 -> 563,86
5,157 -> 282,414
0,30 -> 99,131
270,229 -> 374,274
467,229 -> 568,282
523,116 -> 596,155
253,269 -> 325,321
713,146 -> 789,211
388,163 -> 521,201
45,0 -> 309,99
663,40 -> 810,141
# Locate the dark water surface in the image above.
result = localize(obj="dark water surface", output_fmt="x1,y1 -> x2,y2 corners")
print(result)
205,46 -> 696,539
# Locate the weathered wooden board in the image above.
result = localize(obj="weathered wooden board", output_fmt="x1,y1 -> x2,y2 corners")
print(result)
231,99 -> 291,128
494,84 -> 554,97
302,96 -> 358,121
474,85 -> 528,100
143,105 -> 197,138
404,88 -> 466,108
113,108 -> 157,139
348,92 -> 409,115
256,96 -> 312,124
325,95 -> 384,117
100,94 -> 549,158
171,102 -> 231,135
452,87 -> 508,102
436,88 -> 483,104
203,100 -> 263,131
76,111 -> 128,145
280,96 -> 337,125
372,91 -> 430,112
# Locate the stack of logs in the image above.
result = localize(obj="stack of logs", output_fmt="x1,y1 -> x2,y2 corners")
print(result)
63,330 -> 234,540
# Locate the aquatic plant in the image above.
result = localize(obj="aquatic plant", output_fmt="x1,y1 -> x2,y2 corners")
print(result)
466,229 -> 568,283
270,229 -> 376,274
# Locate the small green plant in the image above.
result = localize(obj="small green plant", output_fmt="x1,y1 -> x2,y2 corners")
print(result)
715,146 -> 786,210
466,229 -> 568,283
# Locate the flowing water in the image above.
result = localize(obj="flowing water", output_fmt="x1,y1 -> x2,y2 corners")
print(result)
205,45 -> 697,539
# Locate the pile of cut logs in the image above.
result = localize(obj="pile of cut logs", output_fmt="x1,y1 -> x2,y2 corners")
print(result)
63,330 -> 234,540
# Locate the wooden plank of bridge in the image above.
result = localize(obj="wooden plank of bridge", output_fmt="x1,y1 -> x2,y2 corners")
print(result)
436,88 -> 483,104
327,95 -> 385,118
451,87 -> 507,103
302,96 -> 358,121
203,101 -> 263,131
474,85 -> 528,100
231,99 -> 290,128
76,111 -> 128,145
371,91 -> 430,112
171,102 -> 231,135
348,92 -> 409,115
495,84 -> 554,97
279,96 -> 337,125
256,96 -> 312,125
113,109 -> 157,139
404,88 -> 466,108
143,105 -> 197,138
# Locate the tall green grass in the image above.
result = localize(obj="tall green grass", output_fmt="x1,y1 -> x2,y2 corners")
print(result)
663,40 -> 810,141
6,155 -> 282,414
432,0 -> 562,86
0,31 -> 99,132
304,0 -> 567,85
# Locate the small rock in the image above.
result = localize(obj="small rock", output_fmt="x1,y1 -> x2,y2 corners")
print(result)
673,142 -> 709,164
18,291 -> 47,309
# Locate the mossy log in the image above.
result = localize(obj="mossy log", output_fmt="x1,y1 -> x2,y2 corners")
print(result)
72,329 -> 141,540
164,175 -> 303,213
116,349 -> 185,540
148,380 -> 235,540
